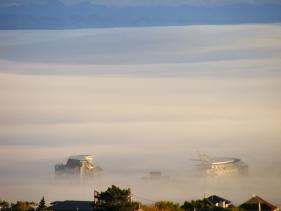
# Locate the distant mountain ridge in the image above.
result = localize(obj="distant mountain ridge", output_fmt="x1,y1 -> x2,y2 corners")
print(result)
0,0 -> 281,29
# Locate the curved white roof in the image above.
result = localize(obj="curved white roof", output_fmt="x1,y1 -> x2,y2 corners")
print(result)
211,157 -> 240,165
68,155 -> 93,161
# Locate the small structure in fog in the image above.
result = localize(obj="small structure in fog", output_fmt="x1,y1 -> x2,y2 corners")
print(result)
207,195 -> 232,208
240,195 -> 279,211
142,171 -> 168,180
55,155 -> 102,178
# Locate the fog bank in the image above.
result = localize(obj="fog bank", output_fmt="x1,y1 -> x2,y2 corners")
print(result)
0,25 -> 280,206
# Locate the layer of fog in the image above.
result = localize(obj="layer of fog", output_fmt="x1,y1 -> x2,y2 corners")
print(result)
0,24 -> 280,67
0,25 -> 281,206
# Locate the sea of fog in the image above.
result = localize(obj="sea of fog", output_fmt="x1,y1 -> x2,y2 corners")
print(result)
0,24 -> 281,206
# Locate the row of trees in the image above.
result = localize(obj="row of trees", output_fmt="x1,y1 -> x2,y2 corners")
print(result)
0,197 -> 47,211
2,185 -> 244,211
92,185 -> 241,211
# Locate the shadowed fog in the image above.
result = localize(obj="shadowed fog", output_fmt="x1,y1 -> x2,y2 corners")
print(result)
0,25 -> 281,206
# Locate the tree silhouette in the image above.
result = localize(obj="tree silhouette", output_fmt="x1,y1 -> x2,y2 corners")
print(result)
0,200 -> 9,209
11,201 -> 36,211
36,197 -> 47,211
155,201 -> 183,211
92,185 -> 138,211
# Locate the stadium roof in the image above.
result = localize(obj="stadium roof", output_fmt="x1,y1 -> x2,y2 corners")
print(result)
68,155 -> 93,161
210,157 -> 240,165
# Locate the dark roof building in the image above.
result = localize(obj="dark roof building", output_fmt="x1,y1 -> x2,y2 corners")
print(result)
48,200 -> 93,211
207,195 -> 232,208
240,195 -> 279,211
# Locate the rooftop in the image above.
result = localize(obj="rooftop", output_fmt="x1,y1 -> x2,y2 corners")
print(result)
240,195 -> 279,211
49,200 -> 93,211
207,195 -> 232,205
68,155 -> 93,161
210,157 -> 240,165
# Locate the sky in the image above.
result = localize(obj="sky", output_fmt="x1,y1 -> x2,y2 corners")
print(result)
1,0 -> 281,29
1,0 -> 281,6
0,24 -> 281,206
63,0 -> 281,6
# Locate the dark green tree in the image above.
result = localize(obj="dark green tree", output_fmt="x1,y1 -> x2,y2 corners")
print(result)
0,200 -> 9,209
181,199 -> 235,211
36,197 -> 47,211
92,185 -> 138,211
181,201 -> 194,211
211,207 -> 229,211
11,201 -> 36,211
155,201 -> 183,211
181,199 -> 212,211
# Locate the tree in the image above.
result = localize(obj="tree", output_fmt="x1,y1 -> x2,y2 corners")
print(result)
181,199 -> 234,211
181,201 -> 194,211
11,201 -> 36,211
181,199 -> 212,211
36,197 -> 47,211
92,185 -> 138,211
155,201 -> 183,211
0,200 -> 9,209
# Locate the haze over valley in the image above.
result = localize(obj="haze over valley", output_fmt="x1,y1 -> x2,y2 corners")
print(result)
0,24 -> 281,206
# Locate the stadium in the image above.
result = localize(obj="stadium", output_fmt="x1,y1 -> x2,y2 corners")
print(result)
196,153 -> 248,177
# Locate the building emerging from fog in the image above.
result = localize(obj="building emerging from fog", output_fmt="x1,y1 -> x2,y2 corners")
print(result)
196,153 -> 248,177
55,155 -> 102,177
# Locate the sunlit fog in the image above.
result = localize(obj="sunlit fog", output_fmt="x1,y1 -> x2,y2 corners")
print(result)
0,24 -> 281,206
